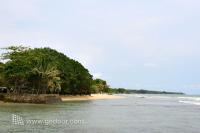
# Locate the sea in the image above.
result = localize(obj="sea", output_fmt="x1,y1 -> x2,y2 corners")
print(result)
0,94 -> 200,133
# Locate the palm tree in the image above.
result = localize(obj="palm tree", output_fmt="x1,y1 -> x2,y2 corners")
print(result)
32,58 -> 61,94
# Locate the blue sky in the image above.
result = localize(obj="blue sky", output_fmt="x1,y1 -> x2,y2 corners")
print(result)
0,0 -> 200,94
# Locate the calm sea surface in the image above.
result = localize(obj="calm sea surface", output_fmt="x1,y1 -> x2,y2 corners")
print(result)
0,94 -> 200,133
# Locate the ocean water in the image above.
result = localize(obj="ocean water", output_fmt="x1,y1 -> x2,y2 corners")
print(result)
0,94 -> 200,133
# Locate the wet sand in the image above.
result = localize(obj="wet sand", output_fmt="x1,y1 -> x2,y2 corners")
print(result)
61,94 -> 124,101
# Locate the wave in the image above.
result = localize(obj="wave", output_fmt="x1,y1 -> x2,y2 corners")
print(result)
178,96 -> 200,101
178,96 -> 200,106
179,100 -> 200,106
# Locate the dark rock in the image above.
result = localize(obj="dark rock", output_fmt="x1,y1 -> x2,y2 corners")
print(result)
3,94 -> 62,104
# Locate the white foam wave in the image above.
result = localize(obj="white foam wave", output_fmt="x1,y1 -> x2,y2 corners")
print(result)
179,100 -> 200,105
178,97 -> 200,101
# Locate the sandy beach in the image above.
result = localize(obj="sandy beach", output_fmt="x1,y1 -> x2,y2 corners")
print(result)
61,94 -> 124,101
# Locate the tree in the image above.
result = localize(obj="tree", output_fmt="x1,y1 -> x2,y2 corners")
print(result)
32,58 -> 61,94
1,46 -> 93,95
3,46 -> 31,93
0,62 -> 5,86
92,78 -> 110,93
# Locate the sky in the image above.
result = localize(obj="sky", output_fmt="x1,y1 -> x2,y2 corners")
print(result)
0,0 -> 200,94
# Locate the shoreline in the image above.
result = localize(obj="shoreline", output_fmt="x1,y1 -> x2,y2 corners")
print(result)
61,94 -> 125,101
0,94 -> 125,104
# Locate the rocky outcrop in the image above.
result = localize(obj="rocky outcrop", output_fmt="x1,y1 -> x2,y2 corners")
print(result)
2,94 -> 62,104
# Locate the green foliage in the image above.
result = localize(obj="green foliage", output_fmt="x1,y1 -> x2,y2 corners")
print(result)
92,78 -> 111,93
1,46 -> 92,95
0,62 -> 6,86
31,58 -> 61,94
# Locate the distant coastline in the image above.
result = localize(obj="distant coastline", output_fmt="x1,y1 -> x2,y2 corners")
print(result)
110,88 -> 184,95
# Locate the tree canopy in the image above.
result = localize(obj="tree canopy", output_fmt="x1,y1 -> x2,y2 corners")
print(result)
0,46 -> 93,95
91,78 -> 111,93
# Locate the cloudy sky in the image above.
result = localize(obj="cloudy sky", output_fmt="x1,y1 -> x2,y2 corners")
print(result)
0,0 -> 200,94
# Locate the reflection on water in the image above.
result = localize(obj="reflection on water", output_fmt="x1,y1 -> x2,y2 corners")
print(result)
0,95 -> 200,133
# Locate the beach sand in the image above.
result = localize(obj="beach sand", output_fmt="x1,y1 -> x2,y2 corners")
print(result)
61,94 -> 124,101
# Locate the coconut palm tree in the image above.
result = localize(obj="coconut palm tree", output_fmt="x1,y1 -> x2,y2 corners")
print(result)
32,58 -> 61,94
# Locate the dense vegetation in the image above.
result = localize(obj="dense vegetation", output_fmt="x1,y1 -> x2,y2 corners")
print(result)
0,46 -> 92,95
91,79 -> 111,93
0,62 -> 5,86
